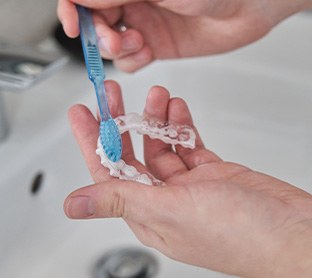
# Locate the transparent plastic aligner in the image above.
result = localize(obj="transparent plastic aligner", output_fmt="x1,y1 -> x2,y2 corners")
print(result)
96,138 -> 164,186
115,112 -> 196,148
96,113 -> 196,186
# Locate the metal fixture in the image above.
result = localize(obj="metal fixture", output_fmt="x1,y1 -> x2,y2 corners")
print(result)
0,40 -> 67,141
93,247 -> 159,278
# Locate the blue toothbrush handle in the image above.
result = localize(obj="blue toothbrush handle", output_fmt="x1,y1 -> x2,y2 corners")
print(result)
77,5 -> 98,50
77,5 -> 123,162
77,5 -> 110,121
94,81 -> 111,121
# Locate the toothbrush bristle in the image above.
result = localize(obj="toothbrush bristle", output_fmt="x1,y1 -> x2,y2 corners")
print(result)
100,119 -> 122,162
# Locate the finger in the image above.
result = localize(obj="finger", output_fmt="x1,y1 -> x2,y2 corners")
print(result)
104,80 -> 125,118
105,81 -> 142,168
64,178 -> 183,259
105,81 -> 148,174
94,18 -> 145,60
143,86 -> 188,181
93,11 -> 146,64
96,7 -> 123,26
64,180 -> 170,226
57,0 -> 79,38
113,45 -> 153,73
118,29 -> 145,57
93,13 -> 122,56
68,80 -> 139,183
168,97 -> 222,168
68,104 -> 110,182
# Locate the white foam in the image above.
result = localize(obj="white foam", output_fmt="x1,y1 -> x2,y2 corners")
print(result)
96,113 -> 196,186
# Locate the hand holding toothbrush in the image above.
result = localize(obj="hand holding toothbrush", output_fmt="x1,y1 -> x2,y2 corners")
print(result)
58,0 -> 312,72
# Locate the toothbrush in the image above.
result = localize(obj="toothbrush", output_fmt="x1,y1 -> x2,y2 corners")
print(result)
77,5 -> 122,162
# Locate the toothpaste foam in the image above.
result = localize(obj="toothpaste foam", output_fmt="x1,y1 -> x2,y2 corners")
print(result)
96,113 -> 196,186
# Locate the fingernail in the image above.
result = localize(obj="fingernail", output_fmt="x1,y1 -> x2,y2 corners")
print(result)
98,37 -> 111,54
65,196 -> 96,218
121,34 -> 139,51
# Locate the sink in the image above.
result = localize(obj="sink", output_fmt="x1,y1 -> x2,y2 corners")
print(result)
0,13 -> 311,278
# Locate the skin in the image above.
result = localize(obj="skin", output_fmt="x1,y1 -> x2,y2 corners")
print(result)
65,80 -> 312,277
58,0 -> 312,72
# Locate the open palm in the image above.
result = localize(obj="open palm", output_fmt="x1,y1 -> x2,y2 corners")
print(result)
65,80 -> 312,277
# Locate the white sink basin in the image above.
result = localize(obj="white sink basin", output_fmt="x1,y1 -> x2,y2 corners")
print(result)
0,13 -> 311,278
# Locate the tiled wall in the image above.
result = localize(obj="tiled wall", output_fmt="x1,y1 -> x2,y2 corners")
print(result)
0,0 -> 58,45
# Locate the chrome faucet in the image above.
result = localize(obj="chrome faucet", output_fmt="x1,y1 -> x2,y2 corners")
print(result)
0,41 -> 67,142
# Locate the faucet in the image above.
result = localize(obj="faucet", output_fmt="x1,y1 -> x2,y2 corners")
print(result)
0,40 -> 67,142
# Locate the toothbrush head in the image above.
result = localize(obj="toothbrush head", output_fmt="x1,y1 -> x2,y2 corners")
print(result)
100,119 -> 122,162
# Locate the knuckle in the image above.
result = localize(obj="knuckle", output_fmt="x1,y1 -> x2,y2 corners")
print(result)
110,190 -> 126,218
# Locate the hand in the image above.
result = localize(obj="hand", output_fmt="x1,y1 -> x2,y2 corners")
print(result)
64,80 -> 312,277
58,0 -> 312,72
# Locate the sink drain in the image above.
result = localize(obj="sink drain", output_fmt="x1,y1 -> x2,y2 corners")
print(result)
93,247 -> 159,278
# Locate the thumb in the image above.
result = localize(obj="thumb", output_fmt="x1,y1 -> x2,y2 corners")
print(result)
64,180 -> 162,223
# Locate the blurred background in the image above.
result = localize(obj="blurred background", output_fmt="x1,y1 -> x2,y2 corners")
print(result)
0,1 -> 311,277
0,0 -> 58,44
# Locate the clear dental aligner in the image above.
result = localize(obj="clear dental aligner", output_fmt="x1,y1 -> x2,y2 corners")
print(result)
96,112 -> 196,186
115,113 -> 196,148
